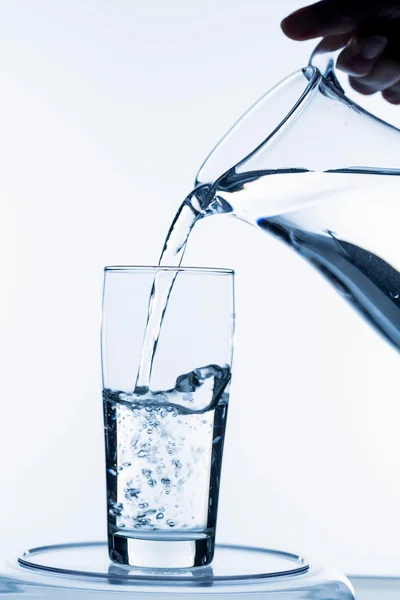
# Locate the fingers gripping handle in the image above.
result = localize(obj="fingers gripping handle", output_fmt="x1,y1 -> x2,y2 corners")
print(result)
309,43 -> 345,93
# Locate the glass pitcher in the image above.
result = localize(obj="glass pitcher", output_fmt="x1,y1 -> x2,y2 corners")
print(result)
186,46 -> 400,350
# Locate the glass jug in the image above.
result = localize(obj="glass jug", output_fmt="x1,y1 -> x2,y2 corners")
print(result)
186,46 -> 400,350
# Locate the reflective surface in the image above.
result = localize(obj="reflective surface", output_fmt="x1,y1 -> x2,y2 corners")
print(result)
0,542 -> 357,598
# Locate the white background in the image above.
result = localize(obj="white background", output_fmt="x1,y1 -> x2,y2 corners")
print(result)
1,0 -> 400,577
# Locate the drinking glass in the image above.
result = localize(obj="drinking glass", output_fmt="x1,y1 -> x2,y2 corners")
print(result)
101,266 -> 235,569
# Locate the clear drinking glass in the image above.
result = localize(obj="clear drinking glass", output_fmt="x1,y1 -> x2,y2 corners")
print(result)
101,266 -> 235,569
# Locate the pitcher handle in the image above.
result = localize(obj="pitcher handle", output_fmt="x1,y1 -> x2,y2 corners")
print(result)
308,42 -> 345,94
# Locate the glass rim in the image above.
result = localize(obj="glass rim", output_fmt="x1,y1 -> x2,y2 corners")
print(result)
104,265 -> 234,275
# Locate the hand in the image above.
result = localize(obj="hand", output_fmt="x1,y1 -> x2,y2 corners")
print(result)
281,0 -> 400,104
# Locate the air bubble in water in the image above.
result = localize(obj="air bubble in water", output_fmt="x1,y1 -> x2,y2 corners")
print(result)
166,519 -> 175,527
156,512 -> 164,520
125,487 -> 141,498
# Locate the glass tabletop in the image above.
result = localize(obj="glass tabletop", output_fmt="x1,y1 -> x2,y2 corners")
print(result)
17,541 -> 309,583
0,542 -> 354,598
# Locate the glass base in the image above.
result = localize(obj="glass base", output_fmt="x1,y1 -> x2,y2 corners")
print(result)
0,542 -> 355,598
109,530 -> 214,568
